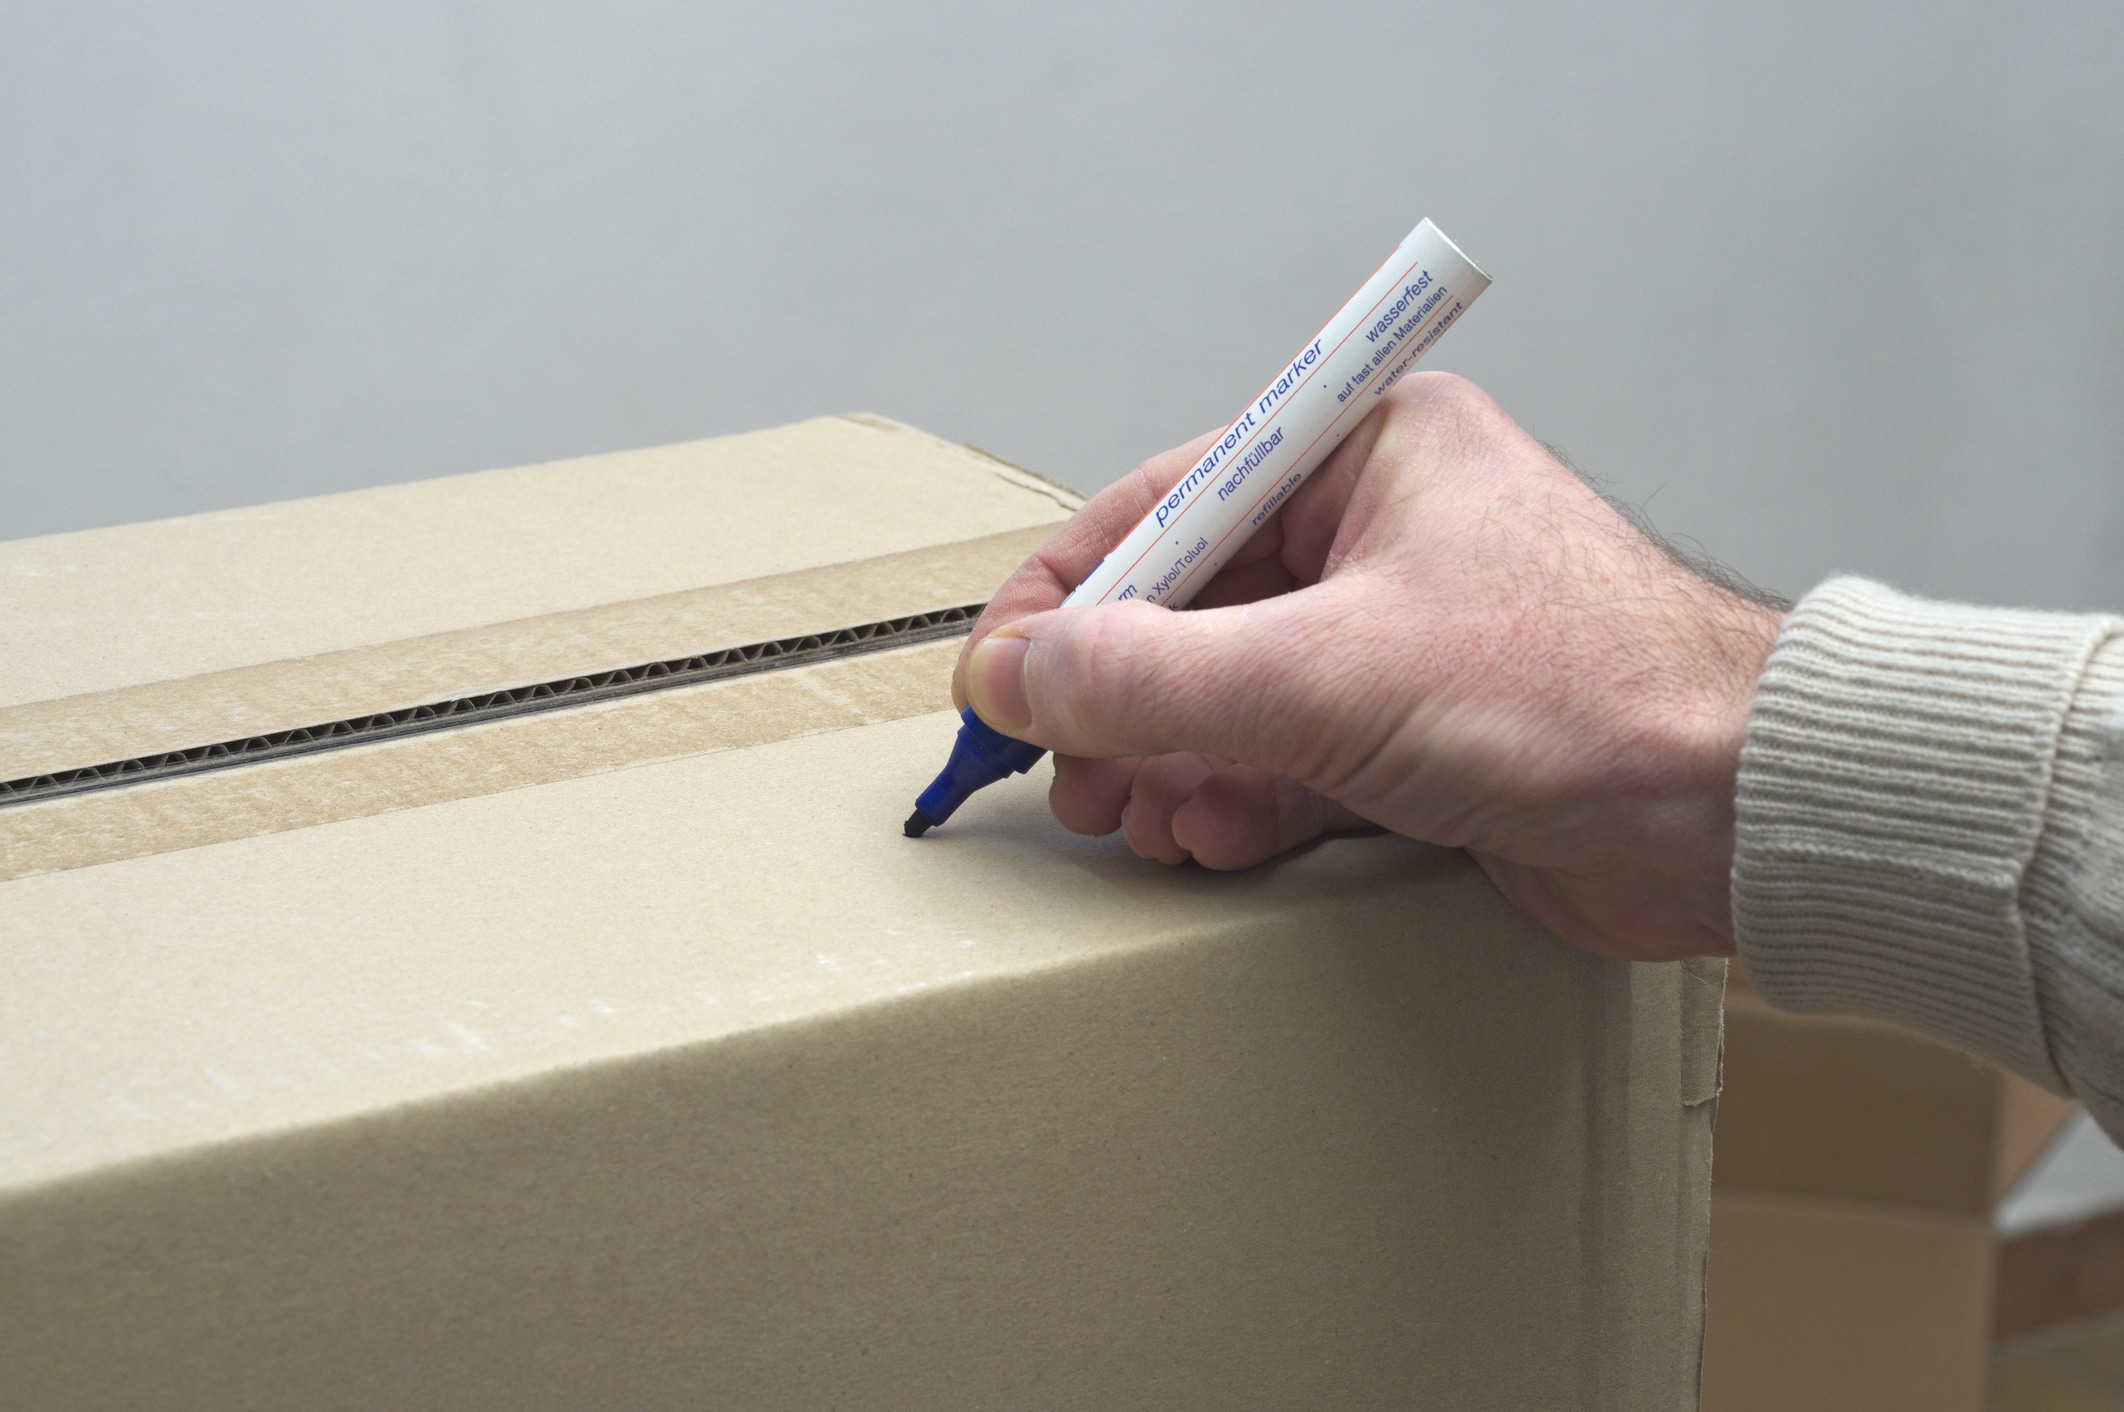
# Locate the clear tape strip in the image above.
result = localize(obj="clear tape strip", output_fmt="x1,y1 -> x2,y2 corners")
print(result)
0,604 -> 986,808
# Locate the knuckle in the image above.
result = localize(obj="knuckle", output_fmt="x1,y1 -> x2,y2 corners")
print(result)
1039,605 -> 1142,749
1383,371 -> 1505,446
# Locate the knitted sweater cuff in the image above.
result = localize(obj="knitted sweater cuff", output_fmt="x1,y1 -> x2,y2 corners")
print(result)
1732,577 -> 2119,1089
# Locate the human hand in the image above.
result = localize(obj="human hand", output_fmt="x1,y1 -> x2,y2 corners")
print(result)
951,373 -> 1782,962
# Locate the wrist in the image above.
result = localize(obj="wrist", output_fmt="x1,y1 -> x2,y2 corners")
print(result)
1630,590 -> 1782,955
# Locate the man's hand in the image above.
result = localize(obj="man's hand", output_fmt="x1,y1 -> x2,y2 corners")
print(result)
950,373 -> 1783,962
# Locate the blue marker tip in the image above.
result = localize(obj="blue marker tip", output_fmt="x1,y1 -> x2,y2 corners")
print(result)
904,707 -> 1048,837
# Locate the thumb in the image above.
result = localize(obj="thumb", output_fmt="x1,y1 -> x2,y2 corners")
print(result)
962,589 -> 1373,784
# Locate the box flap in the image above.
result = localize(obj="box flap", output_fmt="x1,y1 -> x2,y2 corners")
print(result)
0,414 -> 1074,712
1703,1191 -> 1994,1412
1718,979 -> 2072,1215
0,415 -> 1079,878
0,527 -> 1046,786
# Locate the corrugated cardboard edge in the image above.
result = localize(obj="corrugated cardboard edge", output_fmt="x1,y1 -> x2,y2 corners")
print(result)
1,414 -> 1078,711
0,526 -> 1049,782
0,641 -> 967,881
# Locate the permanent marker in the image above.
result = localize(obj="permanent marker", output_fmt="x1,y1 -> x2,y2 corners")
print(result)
904,219 -> 1490,837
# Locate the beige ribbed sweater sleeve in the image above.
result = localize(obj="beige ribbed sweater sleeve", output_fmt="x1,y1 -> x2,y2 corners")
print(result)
1732,577 -> 2124,1139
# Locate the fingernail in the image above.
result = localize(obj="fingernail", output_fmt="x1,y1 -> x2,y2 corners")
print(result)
965,632 -> 1033,733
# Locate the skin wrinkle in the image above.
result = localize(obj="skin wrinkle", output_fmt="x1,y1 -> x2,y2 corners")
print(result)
960,373 -> 1784,962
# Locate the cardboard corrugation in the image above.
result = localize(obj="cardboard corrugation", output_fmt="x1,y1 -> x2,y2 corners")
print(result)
0,526 -> 1048,782
0,419 -> 1720,1409
0,638 -> 962,881
0,413 -> 1075,712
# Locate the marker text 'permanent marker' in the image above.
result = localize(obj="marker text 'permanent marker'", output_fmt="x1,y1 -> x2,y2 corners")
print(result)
905,219 -> 1490,837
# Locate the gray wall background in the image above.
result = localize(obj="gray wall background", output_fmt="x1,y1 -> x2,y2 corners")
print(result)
4,2 -> 2120,609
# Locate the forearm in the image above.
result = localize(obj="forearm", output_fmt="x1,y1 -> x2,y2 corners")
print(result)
1732,578 -> 2124,1135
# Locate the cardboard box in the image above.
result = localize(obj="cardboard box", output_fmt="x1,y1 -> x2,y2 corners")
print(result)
1701,972 -> 2076,1412
1,416 -> 1725,1409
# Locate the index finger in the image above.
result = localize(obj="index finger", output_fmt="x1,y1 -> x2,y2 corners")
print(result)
952,428 -> 1220,709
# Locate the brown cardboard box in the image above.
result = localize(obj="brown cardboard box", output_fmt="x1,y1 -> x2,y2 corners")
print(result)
0,416 -> 1724,1409
1701,973 -> 2075,1412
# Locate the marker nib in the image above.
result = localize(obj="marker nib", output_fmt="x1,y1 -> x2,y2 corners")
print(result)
902,809 -> 934,839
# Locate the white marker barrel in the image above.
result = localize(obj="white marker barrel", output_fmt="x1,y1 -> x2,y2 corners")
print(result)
1066,219 -> 1489,610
